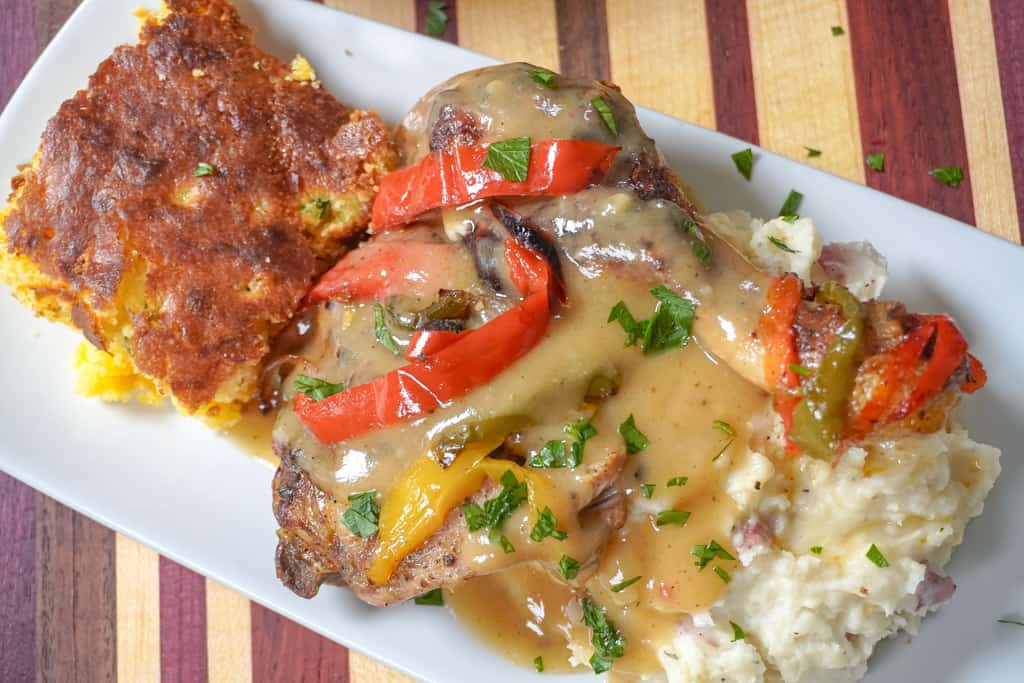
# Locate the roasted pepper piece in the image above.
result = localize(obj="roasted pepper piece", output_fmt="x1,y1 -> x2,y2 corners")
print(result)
758,274 -> 803,453
789,281 -> 864,459
295,239 -> 556,444
371,139 -> 620,230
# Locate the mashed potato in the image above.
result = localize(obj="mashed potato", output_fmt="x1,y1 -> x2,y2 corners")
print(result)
659,427 -> 999,683
570,211 -> 1000,682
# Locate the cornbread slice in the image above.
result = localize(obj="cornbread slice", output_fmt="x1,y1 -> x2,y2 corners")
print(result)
0,0 -> 397,425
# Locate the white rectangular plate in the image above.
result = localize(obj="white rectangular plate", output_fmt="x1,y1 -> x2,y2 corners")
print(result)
2,1 -> 1022,681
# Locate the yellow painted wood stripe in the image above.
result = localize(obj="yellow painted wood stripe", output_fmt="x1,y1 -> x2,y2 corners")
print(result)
457,0 -> 559,69
605,0 -> 715,128
324,0 -> 416,31
349,650 -> 418,683
747,0 -> 864,183
115,535 -> 161,683
948,0 -> 1020,243
205,579 -> 253,683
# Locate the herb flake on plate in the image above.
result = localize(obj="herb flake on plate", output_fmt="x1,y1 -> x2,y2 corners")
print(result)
731,148 -> 754,180
424,1 -> 448,36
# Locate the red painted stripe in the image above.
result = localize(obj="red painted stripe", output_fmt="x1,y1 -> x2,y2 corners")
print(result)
251,602 -> 349,683
0,474 -> 35,682
705,0 -> 759,144
35,497 -> 117,681
159,557 -> 210,682
0,0 -> 35,110
990,0 -> 1024,241
847,0 -> 975,224
556,0 -> 611,80
416,0 -> 458,44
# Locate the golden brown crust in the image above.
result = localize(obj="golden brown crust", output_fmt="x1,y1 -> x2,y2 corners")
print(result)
2,0 -> 397,409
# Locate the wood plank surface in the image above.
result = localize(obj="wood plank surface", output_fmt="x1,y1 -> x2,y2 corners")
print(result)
847,0 -> 975,224
747,0 -> 864,182
990,0 -> 1024,242
606,0 -> 715,128
705,0 -> 759,142
115,536 -> 161,683
949,0 -> 1020,243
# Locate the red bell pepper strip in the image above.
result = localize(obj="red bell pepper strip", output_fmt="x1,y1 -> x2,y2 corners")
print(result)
758,274 -> 803,453
371,139 -> 621,231
304,241 -> 463,306
295,239 -> 555,444
962,354 -> 987,394
405,329 -> 466,361
846,320 -> 932,441
893,314 -> 968,420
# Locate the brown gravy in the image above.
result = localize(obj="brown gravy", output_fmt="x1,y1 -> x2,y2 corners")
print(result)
261,63 -> 780,677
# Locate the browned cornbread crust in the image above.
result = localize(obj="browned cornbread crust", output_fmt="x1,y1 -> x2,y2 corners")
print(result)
2,0 -> 396,411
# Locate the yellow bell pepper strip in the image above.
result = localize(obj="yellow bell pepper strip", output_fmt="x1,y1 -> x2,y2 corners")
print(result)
789,281 -> 864,459
369,437 -> 502,585
369,437 -> 568,586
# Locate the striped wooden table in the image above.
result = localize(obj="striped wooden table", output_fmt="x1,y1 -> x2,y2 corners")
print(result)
1,1 -> 1021,681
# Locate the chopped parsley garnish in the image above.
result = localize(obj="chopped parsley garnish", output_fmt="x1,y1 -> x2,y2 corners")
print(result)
667,476 -> 688,488
424,1 -> 448,36
656,509 -> 691,527
618,414 -> 649,454
731,148 -> 754,180
805,146 -> 822,158
462,470 -> 528,533
778,189 -> 803,217
591,96 -> 618,135
608,286 -> 695,354
866,151 -> 886,172
831,25 -> 845,36
559,554 -> 580,580
640,483 -> 655,499
301,197 -> 331,220
610,575 -> 642,593
529,440 -> 568,468
691,239 -> 713,270
930,166 -> 964,188
530,506 -> 568,542
581,598 -> 626,674
768,236 -> 799,253
342,490 -> 379,538
730,621 -> 746,641
414,588 -> 444,605
692,539 -> 734,570
293,374 -> 346,401
533,656 -> 545,672
712,438 -> 734,462
373,303 -> 400,355
529,416 -> 596,468
194,162 -> 215,177
810,546 -> 823,554
713,565 -> 731,583
499,535 -> 515,554
566,416 -> 597,466
712,420 -> 736,437
483,136 -> 531,182
997,618 -> 1024,627
866,544 -> 890,568
529,67 -> 557,89
789,363 -> 811,377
